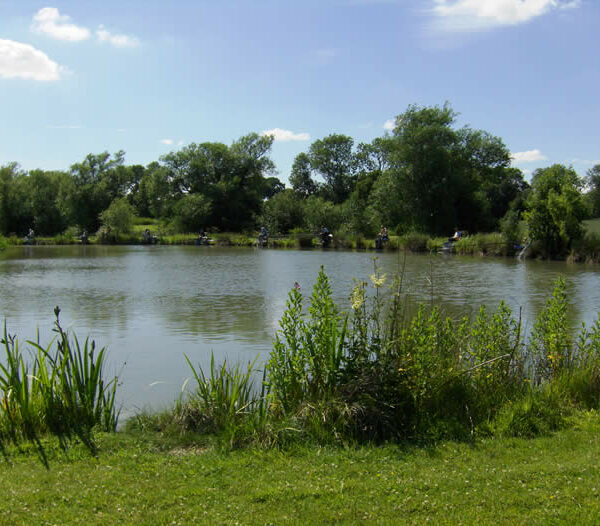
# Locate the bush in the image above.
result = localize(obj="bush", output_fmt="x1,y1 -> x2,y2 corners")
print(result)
100,198 -> 136,235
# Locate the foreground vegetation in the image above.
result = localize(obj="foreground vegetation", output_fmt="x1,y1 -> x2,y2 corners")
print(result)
2,413 -> 600,524
3,266 -> 600,520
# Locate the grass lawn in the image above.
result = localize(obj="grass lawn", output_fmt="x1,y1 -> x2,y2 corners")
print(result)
1,411 -> 600,525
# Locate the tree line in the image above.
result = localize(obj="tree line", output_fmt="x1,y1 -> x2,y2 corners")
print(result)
0,103 -> 598,256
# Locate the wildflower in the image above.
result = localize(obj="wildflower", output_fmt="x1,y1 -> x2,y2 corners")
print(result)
351,285 -> 365,310
370,273 -> 387,288
294,282 -> 301,290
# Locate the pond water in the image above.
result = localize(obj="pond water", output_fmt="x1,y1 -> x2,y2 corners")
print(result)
1,245 -> 599,417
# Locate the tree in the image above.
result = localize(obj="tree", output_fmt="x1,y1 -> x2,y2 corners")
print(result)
308,134 -> 357,203
160,133 -> 276,230
524,164 -> 586,256
261,176 -> 285,200
373,103 -> 525,235
23,170 -> 70,234
261,189 -> 306,234
67,150 -> 127,231
172,193 -> 212,233
584,164 -> 600,217
386,103 -> 460,234
0,163 -> 22,234
289,153 -> 318,198
100,198 -> 136,235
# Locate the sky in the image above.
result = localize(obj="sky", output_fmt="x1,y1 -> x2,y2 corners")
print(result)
0,0 -> 598,183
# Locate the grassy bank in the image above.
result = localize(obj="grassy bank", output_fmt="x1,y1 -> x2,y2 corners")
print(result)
2,217 -> 600,262
1,412 -> 600,524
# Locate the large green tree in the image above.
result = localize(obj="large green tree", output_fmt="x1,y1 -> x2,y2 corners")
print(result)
524,164 -> 586,256
372,103 -> 523,235
308,134 -> 357,203
160,133 -> 275,230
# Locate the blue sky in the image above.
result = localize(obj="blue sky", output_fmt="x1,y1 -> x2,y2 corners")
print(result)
0,0 -> 598,183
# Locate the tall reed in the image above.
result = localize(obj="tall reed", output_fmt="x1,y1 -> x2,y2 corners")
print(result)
0,307 -> 119,456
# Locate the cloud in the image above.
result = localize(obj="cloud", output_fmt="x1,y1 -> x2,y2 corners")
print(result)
315,48 -> 339,65
0,39 -> 62,81
383,119 -> 395,131
431,0 -> 581,31
261,128 -> 311,142
160,139 -> 174,145
31,7 -> 91,42
511,149 -> 548,163
571,158 -> 600,166
97,26 -> 140,48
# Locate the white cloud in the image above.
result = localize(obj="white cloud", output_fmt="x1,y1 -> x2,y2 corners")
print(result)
571,158 -> 600,166
97,26 -> 140,48
511,149 -> 548,163
161,139 -> 174,145
432,0 -> 581,31
383,119 -> 395,131
0,39 -> 62,81
31,7 -> 91,42
261,128 -> 311,142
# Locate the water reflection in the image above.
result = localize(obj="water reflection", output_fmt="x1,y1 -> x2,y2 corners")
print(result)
1,245 -> 599,415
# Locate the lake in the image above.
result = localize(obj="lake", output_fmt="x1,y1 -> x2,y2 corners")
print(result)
1,245 -> 599,418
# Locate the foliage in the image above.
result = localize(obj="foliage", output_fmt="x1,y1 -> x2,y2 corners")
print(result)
172,193 -> 211,233
267,268 -> 347,414
179,353 -> 268,443
99,198 -> 136,235
0,308 -> 119,458
585,164 -> 600,217
261,189 -> 306,234
524,164 -> 586,256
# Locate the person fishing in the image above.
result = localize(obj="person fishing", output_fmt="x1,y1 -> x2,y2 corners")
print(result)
319,226 -> 332,247
258,226 -> 269,246
375,226 -> 389,249
449,227 -> 462,242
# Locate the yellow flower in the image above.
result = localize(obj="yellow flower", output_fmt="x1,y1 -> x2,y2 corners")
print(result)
370,273 -> 387,288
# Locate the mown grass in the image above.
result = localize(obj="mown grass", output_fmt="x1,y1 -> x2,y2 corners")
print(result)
1,411 -> 600,524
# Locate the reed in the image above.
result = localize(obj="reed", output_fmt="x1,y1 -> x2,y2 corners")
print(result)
0,308 -> 119,456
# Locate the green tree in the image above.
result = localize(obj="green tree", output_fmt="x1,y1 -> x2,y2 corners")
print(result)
100,198 -> 136,235
0,163 -> 18,234
23,170 -> 70,234
374,103 -> 524,235
67,151 -> 127,231
308,134 -> 357,203
261,189 -> 306,234
172,193 -> 212,233
160,133 -> 275,230
584,164 -> 600,217
524,164 -> 586,256
289,153 -> 318,198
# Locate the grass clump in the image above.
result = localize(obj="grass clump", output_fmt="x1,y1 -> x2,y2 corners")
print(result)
0,307 -> 119,458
